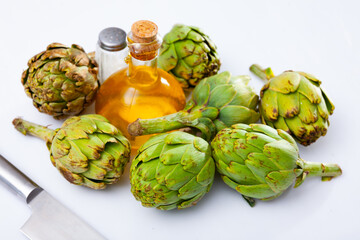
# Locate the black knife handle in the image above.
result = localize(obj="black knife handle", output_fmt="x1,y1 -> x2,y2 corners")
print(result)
0,154 -> 42,204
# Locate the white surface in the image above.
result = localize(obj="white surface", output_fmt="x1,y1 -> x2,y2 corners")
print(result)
0,0 -> 359,239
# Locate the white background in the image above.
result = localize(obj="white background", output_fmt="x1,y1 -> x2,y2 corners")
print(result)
0,0 -> 359,239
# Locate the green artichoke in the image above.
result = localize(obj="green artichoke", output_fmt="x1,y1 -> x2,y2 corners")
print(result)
250,64 -> 334,146
211,123 -> 342,206
13,114 -> 130,189
130,131 -> 215,210
128,71 -> 260,141
158,24 -> 221,88
21,43 -> 99,119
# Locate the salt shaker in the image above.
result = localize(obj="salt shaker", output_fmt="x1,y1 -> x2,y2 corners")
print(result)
95,27 -> 128,84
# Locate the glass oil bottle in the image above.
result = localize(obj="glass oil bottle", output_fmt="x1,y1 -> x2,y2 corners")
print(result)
95,20 -> 186,151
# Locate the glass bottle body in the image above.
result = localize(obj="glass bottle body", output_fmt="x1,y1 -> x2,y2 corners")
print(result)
95,56 -> 186,151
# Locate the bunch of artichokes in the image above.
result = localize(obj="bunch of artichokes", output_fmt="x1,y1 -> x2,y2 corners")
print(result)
128,71 -> 260,141
15,35 -> 341,212
211,123 -> 342,206
159,24 -> 221,88
13,114 -> 130,189
21,43 -> 99,119
250,64 -> 334,146
130,131 -> 215,210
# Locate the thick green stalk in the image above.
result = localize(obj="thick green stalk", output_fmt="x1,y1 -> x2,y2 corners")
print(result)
249,64 -> 275,81
128,111 -> 200,136
302,160 -> 342,179
13,118 -> 55,143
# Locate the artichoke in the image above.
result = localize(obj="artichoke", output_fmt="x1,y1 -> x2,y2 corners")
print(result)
21,43 -> 99,119
130,131 -> 215,210
158,24 -> 221,88
128,71 -> 260,141
211,123 -> 342,206
13,114 -> 130,189
250,64 -> 334,146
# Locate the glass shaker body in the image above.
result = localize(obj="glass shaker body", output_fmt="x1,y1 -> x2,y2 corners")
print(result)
95,27 -> 128,84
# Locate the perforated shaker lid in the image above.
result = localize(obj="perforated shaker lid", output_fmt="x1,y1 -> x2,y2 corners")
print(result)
98,27 -> 127,51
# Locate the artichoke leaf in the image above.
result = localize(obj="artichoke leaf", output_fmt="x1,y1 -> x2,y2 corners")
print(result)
104,142 -> 124,162
72,134 -> 104,160
212,137 -> 244,165
221,175 -> 241,190
249,124 -> 282,141
155,161 -> 177,185
277,92 -> 300,118
174,40 -> 195,58
273,116 -> 291,134
265,170 -> 296,193
178,176 -> 204,199
164,164 -> 193,190
297,76 -> 322,104
58,141 -> 88,173
321,87 -> 335,115
181,146 -> 207,174
298,71 -> 321,84
172,59 -> 192,80
219,105 -> 257,126
231,123 -> 252,131
196,158 -> 215,186
137,159 -> 158,181
261,90 -> 278,121
225,161 -> 260,185
208,84 -> 236,108
233,138 -> 261,161
284,117 -> 307,140
276,129 -> 299,152
136,142 -> 164,163
317,96 -> 330,120
193,80 -> 210,105
163,24 -> 191,43
138,133 -> 167,152
245,132 -> 276,151
263,140 -> 299,170
82,178 -> 106,190
298,94 -> 318,124
245,152 -> 280,183
95,121 -> 119,135
207,71 -> 231,89
269,72 -> 301,94
92,151 -> 115,171
178,191 -> 206,209
55,160 -> 84,185
81,163 -> 107,180
236,184 -> 277,199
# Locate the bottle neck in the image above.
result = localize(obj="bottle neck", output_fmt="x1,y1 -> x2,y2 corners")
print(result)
125,29 -> 162,85
126,54 -> 159,85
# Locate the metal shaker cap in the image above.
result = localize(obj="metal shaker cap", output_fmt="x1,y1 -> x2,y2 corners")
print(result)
98,27 -> 127,51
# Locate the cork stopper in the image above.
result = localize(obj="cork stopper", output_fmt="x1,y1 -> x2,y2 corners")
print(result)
128,20 -> 162,60
131,20 -> 158,43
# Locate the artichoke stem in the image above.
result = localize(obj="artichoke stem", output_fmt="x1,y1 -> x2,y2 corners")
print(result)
302,160 -> 342,179
12,118 -> 55,143
249,64 -> 274,81
128,112 -> 189,136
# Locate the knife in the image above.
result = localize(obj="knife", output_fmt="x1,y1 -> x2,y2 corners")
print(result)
0,154 -> 106,240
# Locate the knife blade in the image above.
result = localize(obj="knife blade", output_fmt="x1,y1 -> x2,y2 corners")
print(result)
0,154 -> 106,240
